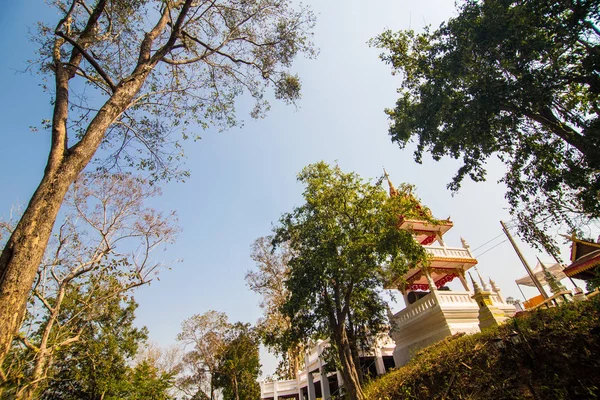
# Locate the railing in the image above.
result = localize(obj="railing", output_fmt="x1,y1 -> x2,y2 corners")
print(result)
426,246 -> 473,259
490,293 -> 506,306
436,291 -> 475,306
261,379 -> 299,397
394,292 -> 437,325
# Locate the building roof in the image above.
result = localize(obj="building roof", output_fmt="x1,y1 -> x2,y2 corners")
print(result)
562,236 -> 600,280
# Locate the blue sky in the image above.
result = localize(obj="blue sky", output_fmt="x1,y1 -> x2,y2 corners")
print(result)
0,0 -> 582,376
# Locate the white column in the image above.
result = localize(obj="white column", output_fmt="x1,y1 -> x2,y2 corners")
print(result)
458,269 -> 470,291
297,371 -> 304,400
374,347 -> 386,375
273,380 -> 278,400
307,372 -> 316,400
318,349 -> 331,399
423,267 -> 437,292
437,231 -> 446,247
336,371 -> 344,396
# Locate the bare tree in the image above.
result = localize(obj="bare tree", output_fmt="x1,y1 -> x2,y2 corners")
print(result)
0,0 -> 315,365
246,236 -> 303,379
176,311 -> 230,400
2,173 -> 177,399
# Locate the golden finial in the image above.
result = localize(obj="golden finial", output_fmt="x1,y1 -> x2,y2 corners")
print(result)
383,168 -> 398,197
468,272 -> 481,293
475,267 -> 490,291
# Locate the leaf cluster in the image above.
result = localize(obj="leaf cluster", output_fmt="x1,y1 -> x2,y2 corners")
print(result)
372,0 -> 600,253
36,0 -> 316,181
272,162 -> 430,358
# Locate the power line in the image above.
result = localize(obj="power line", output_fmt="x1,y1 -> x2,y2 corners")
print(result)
473,238 -> 509,258
470,232 -> 506,252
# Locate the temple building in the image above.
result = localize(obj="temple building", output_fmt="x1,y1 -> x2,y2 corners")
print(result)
260,175 -> 516,399
260,336 -> 396,400
562,235 -> 600,282
383,173 -> 516,367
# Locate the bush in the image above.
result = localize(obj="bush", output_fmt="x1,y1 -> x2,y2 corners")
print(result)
364,298 -> 600,399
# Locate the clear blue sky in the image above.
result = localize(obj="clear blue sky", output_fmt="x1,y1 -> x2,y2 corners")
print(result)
0,0 -> 582,377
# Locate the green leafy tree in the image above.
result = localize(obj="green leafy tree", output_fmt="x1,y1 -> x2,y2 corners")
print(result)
0,0 -> 316,366
41,289 -> 149,400
0,173 -> 177,399
213,323 -> 261,400
118,360 -> 174,400
371,0 -> 600,253
176,311 -> 230,400
272,162 -> 430,400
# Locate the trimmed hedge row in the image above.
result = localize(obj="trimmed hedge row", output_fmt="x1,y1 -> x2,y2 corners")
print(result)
364,298 -> 600,399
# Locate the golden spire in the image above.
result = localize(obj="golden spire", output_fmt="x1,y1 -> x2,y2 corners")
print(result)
383,168 -> 398,197
468,272 -> 481,294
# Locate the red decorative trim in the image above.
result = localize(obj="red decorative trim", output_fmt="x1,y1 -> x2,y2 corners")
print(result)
420,234 -> 436,245
563,252 -> 600,277
407,274 -> 457,291
408,283 -> 430,291
435,273 -> 457,287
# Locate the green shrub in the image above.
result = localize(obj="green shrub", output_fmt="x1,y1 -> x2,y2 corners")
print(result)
364,298 -> 600,399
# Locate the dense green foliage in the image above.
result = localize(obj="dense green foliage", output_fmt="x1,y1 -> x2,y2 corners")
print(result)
2,287 -> 173,400
213,323 -> 261,400
176,313 -> 261,400
365,298 -> 600,399
372,0 -> 600,253
272,162 -> 433,400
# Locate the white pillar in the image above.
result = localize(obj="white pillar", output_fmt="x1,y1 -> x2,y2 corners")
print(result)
458,269 -> 470,291
297,371 -> 304,400
423,267 -> 437,292
437,231 -> 446,247
273,380 -> 278,400
374,347 -> 386,375
307,372 -> 316,400
336,371 -> 344,396
318,355 -> 331,399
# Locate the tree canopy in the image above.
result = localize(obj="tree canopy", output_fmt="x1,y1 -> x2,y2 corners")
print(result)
272,162 -> 431,400
371,0 -> 600,253
0,0 -> 316,367
246,237 -> 303,380
213,323 -> 261,400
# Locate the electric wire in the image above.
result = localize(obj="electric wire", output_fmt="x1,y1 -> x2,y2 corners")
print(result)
473,238 -> 509,258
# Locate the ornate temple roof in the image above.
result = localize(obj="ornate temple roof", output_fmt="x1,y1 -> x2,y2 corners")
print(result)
562,236 -> 600,280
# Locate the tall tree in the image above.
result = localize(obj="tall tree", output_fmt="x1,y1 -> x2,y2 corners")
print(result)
246,237 -> 303,380
213,323 -> 261,400
176,311 -> 230,400
0,0 -> 316,365
39,289 -> 157,400
272,162 -> 430,400
371,0 -> 600,253
1,173 -> 177,399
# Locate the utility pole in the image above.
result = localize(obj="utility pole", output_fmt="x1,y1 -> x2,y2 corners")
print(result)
500,221 -> 549,299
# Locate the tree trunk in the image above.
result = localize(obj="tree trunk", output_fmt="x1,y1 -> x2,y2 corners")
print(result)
233,375 -> 239,400
333,326 -> 365,400
0,70 -> 152,367
16,348 -> 50,400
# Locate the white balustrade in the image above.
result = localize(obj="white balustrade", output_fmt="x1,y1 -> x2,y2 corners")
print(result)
436,291 -> 475,306
394,293 -> 437,324
425,246 -> 473,259
490,293 -> 505,305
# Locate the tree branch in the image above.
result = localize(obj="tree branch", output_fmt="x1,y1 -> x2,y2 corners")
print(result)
55,31 -> 116,92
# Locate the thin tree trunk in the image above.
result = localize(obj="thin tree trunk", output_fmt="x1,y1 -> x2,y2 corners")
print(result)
0,71 -> 153,367
233,375 -> 239,400
0,0 -> 192,368
334,326 -> 365,400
